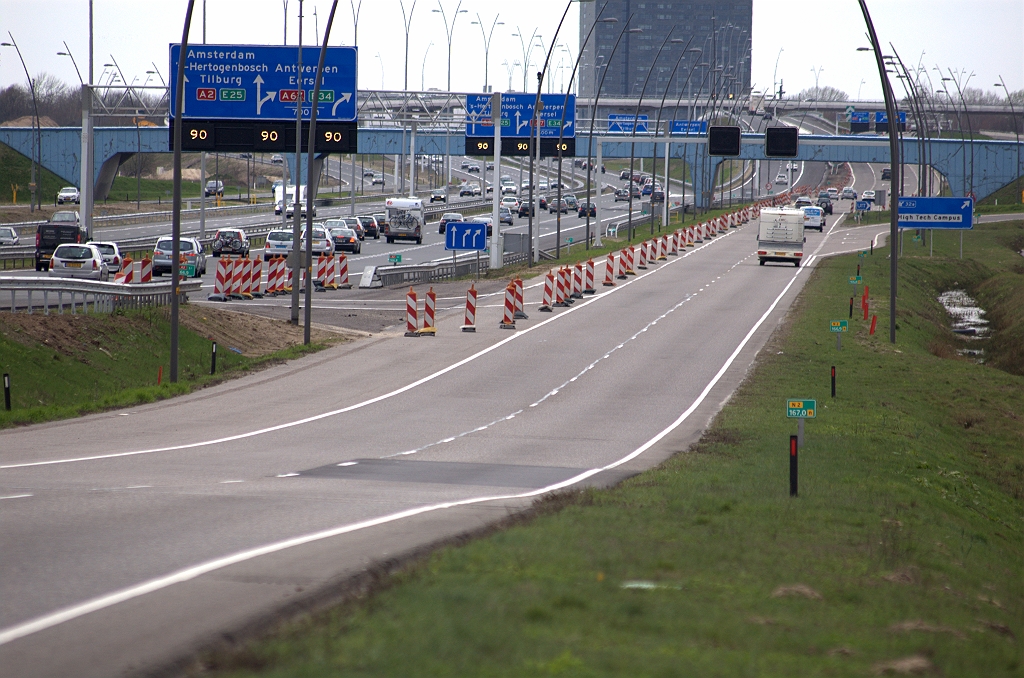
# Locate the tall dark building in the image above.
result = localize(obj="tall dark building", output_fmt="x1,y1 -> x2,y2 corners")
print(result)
579,1 -> 752,104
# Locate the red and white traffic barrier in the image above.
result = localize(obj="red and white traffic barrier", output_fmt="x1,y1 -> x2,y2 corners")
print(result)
138,257 -> 153,283
249,257 -> 264,297
584,259 -> 596,294
637,241 -> 648,269
321,255 -> 337,289
209,258 -> 230,299
114,257 -> 134,284
238,258 -> 254,299
670,231 -> 680,256
539,271 -> 555,311
624,247 -> 636,276
266,256 -> 285,294
229,257 -> 246,298
603,254 -> 616,287
513,278 -> 528,319
572,263 -> 583,298
554,267 -> 569,306
500,284 -> 516,329
405,287 -> 419,337
462,284 -> 478,331
336,254 -> 352,289
418,286 -> 437,335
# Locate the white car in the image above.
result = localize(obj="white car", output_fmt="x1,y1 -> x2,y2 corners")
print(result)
775,173 -> 788,184
863,190 -> 876,202
48,243 -> 109,281
371,173 -> 385,186
0,226 -> 19,246
87,241 -> 124,269
264,229 -> 294,261
57,186 -> 80,204
500,197 -> 520,210
300,226 -> 334,256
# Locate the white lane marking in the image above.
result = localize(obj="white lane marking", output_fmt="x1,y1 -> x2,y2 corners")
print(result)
0,494 -> 33,500
0,226 -> 738,471
124,485 -> 152,490
219,480 -> 244,484
276,473 -> 300,477
336,462 -> 358,467
0,218 -> 812,649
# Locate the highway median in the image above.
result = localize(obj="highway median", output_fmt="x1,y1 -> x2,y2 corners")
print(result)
197,221 -> 1022,677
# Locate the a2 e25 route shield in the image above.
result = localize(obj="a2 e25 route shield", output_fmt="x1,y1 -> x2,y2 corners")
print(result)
169,44 -> 357,122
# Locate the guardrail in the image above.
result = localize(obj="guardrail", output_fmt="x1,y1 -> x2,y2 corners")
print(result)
1,276 -> 203,314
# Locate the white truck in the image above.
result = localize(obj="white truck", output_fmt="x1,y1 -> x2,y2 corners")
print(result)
801,205 -> 825,232
757,208 -> 805,267
274,185 -> 316,218
382,197 -> 424,244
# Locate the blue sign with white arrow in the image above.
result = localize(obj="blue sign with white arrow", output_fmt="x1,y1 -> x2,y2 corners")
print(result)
169,44 -> 357,121
465,93 -> 575,139
850,111 -> 871,124
445,221 -> 489,251
670,120 -> 708,135
855,200 -> 870,211
874,111 -> 908,124
897,196 -> 974,230
608,114 -> 649,134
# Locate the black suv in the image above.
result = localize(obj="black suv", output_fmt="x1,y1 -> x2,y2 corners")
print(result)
35,212 -> 88,271
881,167 -> 891,181
816,196 -> 834,215
357,215 -> 380,239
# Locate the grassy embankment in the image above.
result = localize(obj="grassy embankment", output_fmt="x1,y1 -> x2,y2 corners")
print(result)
0,307 -> 342,429
200,220 -> 1023,677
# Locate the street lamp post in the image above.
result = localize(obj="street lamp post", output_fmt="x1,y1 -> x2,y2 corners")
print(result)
649,36 -> 695,233
810,65 -> 824,111
421,42 -> 433,90
552,3 -> 616,257
511,28 -> 542,92
2,34 -> 40,213
471,13 -> 504,93
995,77 -> 1021,204
432,1 -> 468,92
583,20 -> 641,250
856,0 -> 900,344
399,0 -> 418,91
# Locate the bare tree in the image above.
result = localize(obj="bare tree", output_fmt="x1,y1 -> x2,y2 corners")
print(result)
795,85 -> 849,102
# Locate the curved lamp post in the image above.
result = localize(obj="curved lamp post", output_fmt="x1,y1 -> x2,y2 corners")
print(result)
471,13 -> 504,93
432,1 -> 467,91
995,77 -> 1021,204
2,34 -> 40,213
398,0 -> 418,91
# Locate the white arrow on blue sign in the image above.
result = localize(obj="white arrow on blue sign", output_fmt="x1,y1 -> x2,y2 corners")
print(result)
608,114 -> 649,134
465,93 -> 576,139
445,221 -> 489,251
169,44 -> 358,121
897,196 -> 974,230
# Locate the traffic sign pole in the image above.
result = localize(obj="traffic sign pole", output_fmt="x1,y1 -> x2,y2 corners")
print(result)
490,92 -> 502,271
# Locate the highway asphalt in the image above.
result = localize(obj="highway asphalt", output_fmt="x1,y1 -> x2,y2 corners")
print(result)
0,163 -> 890,677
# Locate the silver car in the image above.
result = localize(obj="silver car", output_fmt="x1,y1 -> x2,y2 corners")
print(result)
152,237 -> 207,277
88,241 -> 124,269
0,226 -> 19,246
300,226 -> 334,256
264,229 -> 294,261
48,243 -> 109,281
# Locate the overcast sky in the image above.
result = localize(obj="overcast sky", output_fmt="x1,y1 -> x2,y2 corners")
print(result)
0,0 -> 1021,101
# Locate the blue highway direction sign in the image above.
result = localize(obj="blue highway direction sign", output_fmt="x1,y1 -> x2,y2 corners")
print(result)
897,197 -> 974,230
670,120 -> 708,135
608,114 -> 649,134
874,111 -> 908,124
169,44 -> 357,121
465,93 -> 575,139
445,221 -> 489,251
855,200 -> 870,211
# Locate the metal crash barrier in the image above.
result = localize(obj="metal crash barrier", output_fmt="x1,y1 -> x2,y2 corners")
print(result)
0,276 -> 203,315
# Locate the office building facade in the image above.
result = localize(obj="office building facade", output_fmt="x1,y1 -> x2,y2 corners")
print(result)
579,1 -> 752,103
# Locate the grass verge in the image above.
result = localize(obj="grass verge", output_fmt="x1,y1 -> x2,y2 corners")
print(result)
0,305 -> 345,429
197,219 -> 1023,677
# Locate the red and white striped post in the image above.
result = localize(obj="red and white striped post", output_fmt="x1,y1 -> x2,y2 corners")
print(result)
604,254 -> 616,287
462,284 -> 478,331
405,287 -> 419,337
208,258 -> 229,300
659,235 -> 669,260
322,255 -> 337,289
572,263 -> 584,298
539,271 -> 555,311
418,287 -> 437,335
584,259 -> 596,294
637,241 -> 648,269
250,257 -> 264,298
513,278 -> 528,319
336,254 -> 352,289
229,257 -> 245,298
554,268 -> 569,307
500,284 -> 517,329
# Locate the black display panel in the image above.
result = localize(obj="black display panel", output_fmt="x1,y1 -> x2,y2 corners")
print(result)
764,126 -> 799,157
707,126 -> 741,156
171,119 -> 357,153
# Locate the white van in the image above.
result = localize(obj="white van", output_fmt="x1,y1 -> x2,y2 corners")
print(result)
383,197 -> 424,244
274,185 -> 317,218
757,208 -> 805,267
